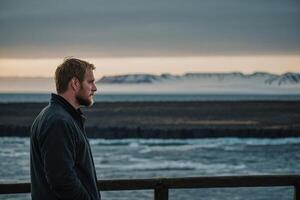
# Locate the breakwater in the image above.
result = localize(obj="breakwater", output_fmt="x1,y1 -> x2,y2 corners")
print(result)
0,101 -> 299,138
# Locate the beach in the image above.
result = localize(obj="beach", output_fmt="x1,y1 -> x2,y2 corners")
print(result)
0,101 -> 299,138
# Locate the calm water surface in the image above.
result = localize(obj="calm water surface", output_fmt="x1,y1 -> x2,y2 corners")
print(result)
0,137 -> 299,200
1,93 -> 300,102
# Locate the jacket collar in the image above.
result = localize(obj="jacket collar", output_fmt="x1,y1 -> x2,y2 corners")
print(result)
50,93 -> 86,127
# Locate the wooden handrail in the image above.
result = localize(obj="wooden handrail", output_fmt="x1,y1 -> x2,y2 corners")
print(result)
0,175 -> 300,200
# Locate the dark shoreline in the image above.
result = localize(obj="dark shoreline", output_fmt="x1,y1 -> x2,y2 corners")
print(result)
0,101 -> 299,138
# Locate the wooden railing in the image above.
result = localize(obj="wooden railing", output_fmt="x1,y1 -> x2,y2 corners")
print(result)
0,175 -> 300,200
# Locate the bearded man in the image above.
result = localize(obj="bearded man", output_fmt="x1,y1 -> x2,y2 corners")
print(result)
30,58 -> 100,200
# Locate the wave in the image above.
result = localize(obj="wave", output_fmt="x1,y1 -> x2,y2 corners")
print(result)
89,139 -> 190,146
97,159 -> 246,172
90,138 -> 300,153
90,138 -> 300,146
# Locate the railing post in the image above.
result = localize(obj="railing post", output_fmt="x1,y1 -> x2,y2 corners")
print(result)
154,181 -> 168,200
295,184 -> 300,200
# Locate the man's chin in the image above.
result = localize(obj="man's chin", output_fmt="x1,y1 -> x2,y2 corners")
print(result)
88,96 -> 95,106
76,96 -> 94,107
88,99 -> 94,107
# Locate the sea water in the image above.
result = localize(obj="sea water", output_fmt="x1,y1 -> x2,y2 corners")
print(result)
1,93 -> 300,103
0,137 -> 299,200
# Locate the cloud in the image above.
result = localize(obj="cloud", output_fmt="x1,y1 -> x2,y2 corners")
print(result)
0,0 -> 300,58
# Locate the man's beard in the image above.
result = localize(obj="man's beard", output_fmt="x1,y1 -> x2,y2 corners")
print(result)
76,93 -> 93,107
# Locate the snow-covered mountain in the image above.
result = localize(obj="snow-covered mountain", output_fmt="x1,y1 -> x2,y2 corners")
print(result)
1,72 -> 299,94
98,74 -> 160,84
265,73 -> 300,85
98,72 -> 300,86
97,72 -> 300,94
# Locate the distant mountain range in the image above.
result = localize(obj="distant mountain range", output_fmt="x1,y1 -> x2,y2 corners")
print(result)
97,72 -> 300,86
1,72 -> 299,93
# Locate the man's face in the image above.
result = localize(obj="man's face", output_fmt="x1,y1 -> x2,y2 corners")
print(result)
75,69 -> 97,107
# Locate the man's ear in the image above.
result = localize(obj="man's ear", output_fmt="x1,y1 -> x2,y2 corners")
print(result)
70,77 -> 80,91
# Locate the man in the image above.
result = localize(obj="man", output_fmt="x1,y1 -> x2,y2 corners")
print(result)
30,58 -> 100,200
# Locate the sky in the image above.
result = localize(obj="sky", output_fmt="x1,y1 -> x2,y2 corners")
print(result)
0,0 -> 300,77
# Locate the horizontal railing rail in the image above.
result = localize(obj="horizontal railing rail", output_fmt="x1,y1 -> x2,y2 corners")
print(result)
0,175 -> 299,200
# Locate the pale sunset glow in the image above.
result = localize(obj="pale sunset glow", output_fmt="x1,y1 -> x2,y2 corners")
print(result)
1,55 -> 300,78
1,1 -> 299,78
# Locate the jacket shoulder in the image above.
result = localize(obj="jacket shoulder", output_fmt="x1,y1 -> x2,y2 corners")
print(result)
31,104 -> 75,139
39,103 -> 73,123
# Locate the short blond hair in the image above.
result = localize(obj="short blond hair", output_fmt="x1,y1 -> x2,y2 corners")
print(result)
55,58 -> 95,93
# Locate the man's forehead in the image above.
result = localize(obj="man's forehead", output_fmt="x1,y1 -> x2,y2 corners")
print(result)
84,69 -> 95,79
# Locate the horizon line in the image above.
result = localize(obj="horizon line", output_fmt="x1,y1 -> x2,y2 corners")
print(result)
1,71 -> 300,79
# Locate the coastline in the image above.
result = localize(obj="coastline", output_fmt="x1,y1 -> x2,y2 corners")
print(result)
0,101 -> 299,138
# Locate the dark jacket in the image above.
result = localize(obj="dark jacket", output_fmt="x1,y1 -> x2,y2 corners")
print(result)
30,93 -> 100,200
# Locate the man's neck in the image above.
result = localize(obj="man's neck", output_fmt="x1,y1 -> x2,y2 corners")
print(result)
57,92 -> 80,110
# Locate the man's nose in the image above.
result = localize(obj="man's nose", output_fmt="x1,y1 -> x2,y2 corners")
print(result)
93,84 -> 97,92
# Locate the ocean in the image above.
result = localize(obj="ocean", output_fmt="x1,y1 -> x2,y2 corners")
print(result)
0,137 -> 299,200
0,93 -> 299,199
1,93 -> 300,102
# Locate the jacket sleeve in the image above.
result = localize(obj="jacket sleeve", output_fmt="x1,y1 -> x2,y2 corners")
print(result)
39,119 -> 91,200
